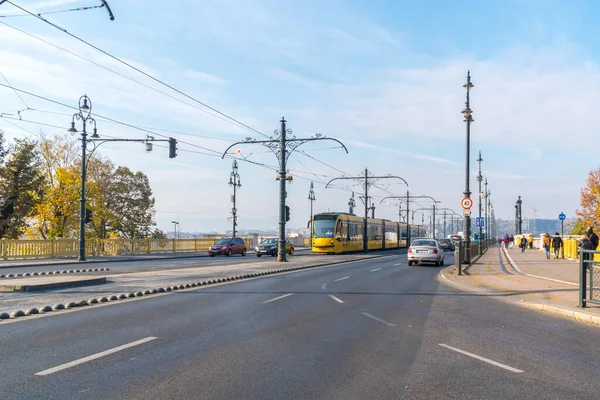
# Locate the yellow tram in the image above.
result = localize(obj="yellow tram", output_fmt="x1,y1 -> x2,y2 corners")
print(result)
311,212 -> 426,254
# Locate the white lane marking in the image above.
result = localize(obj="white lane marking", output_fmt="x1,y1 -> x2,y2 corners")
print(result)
334,276 -> 350,282
439,344 -> 523,373
321,283 -> 327,290
262,293 -> 293,304
371,268 -> 382,272
361,312 -> 397,327
34,337 -> 158,376
328,295 -> 345,303
393,263 -> 403,266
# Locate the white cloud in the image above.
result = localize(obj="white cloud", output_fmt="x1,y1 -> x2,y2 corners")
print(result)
183,70 -> 227,85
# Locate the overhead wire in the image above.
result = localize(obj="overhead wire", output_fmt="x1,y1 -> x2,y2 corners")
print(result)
4,1 -> 270,139
0,4 -> 104,18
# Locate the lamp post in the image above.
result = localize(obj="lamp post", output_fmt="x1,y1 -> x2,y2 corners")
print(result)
229,160 -> 242,237
171,220 -> 179,239
515,196 -> 523,235
68,95 -> 99,262
308,181 -> 316,244
461,70 -> 474,264
476,151 -> 483,244
348,192 -> 356,214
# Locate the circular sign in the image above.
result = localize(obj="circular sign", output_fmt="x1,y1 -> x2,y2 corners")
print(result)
559,212 -> 566,221
461,197 -> 473,209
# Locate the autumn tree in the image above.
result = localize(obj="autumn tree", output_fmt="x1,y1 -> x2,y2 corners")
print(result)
576,167 -> 600,233
0,133 -> 45,238
107,166 -> 156,239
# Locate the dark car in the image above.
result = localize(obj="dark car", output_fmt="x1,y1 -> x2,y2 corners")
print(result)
437,238 -> 455,251
255,238 -> 294,257
208,237 -> 246,257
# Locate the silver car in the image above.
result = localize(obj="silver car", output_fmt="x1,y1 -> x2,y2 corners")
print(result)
407,239 -> 445,266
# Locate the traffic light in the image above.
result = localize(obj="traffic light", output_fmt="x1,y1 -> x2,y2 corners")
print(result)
285,205 -> 290,222
169,137 -> 177,158
85,208 -> 92,224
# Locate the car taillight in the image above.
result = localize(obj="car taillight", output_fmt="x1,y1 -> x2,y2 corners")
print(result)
408,248 -> 412,253
433,248 -> 438,254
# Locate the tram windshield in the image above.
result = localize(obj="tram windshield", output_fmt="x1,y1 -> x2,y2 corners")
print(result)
314,219 -> 336,238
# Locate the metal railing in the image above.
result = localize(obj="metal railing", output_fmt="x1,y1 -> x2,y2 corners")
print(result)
0,238 -> 253,260
579,248 -> 600,307
454,239 -> 493,274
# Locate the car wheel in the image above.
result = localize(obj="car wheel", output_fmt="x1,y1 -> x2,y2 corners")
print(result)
241,249 -> 246,256
256,254 -> 262,257
226,249 -> 232,257
408,261 -> 413,266
209,254 -> 215,257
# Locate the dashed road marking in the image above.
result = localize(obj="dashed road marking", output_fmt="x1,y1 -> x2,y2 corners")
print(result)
321,283 -> 327,290
361,312 -> 396,327
334,276 -> 350,282
262,293 -> 294,304
35,337 -> 158,376
439,344 -> 523,373
328,295 -> 344,303
393,263 -> 403,266
371,268 -> 382,272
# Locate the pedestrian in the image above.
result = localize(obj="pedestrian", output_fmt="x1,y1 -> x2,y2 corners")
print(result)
542,233 -> 551,259
528,234 -> 533,249
503,233 -> 510,249
587,226 -> 599,251
552,232 -> 563,259
520,235 -> 527,252
509,234 -> 515,249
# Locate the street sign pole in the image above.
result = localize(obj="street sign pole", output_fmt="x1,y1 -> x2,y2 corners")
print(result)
559,212 -> 566,259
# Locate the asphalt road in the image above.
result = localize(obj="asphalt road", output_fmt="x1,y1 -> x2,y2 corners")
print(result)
1,252 -> 598,399
0,248 -> 314,276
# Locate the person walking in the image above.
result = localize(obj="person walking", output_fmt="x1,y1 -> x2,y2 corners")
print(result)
509,234 -> 515,249
552,232 -> 563,259
542,233 -> 551,259
587,227 -> 599,251
519,235 -> 527,252
503,233 -> 510,249
528,234 -> 534,249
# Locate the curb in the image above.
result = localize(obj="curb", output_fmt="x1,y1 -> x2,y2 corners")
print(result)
501,246 -> 578,287
438,267 -> 600,326
0,251 -> 402,322
0,267 -> 109,279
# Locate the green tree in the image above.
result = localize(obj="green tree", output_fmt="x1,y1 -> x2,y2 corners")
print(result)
150,228 -> 168,239
0,135 -> 45,238
109,166 -> 156,239
575,167 -> 600,234
86,157 -> 116,239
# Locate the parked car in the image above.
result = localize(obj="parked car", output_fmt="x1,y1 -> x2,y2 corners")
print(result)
437,238 -> 455,251
407,239 -> 445,266
449,235 -> 462,245
255,238 -> 294,257
208,237 -> 246,257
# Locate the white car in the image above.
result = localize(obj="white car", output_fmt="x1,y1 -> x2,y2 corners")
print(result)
407,239 -> 445,266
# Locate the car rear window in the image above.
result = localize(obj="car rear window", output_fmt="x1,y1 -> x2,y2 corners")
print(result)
412,240 -> 436,247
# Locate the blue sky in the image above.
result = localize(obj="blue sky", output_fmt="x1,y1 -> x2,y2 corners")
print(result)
1,0 -> 599,233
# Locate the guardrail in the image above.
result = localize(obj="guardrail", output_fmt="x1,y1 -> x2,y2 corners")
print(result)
454,239 -> 493,274
0,238 -> 253,260
579,248 -> 600,308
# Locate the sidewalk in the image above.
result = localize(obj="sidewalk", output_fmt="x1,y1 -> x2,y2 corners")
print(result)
441,245 -> 600,325
504,246 -> 578,285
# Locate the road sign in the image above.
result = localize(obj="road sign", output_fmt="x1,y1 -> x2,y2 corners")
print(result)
475,217 -> 485,227
463,209 -> 471,216
461,197 -> 473,209
559,212 -> 566,221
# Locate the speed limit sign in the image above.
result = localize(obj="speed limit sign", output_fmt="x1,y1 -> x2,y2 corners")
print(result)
461,197 -> 473,209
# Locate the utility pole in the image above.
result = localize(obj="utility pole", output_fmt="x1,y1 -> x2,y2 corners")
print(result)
484,178 -> 488,242
477,151 -> 483,243
308,181 -> 316,245
443,210 -> 447,238
326,168 -> 408,253
380,193 -> 437,248
370,203 -> 376,218
432,204 -> 436,239
461,70 -> 474,264
229,160 -> 242,237
348,192 -> 356,214
223,117 -> 347,261
516,196 -> 523,234
171,220 -> 179,239
68,95 -> 177,261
